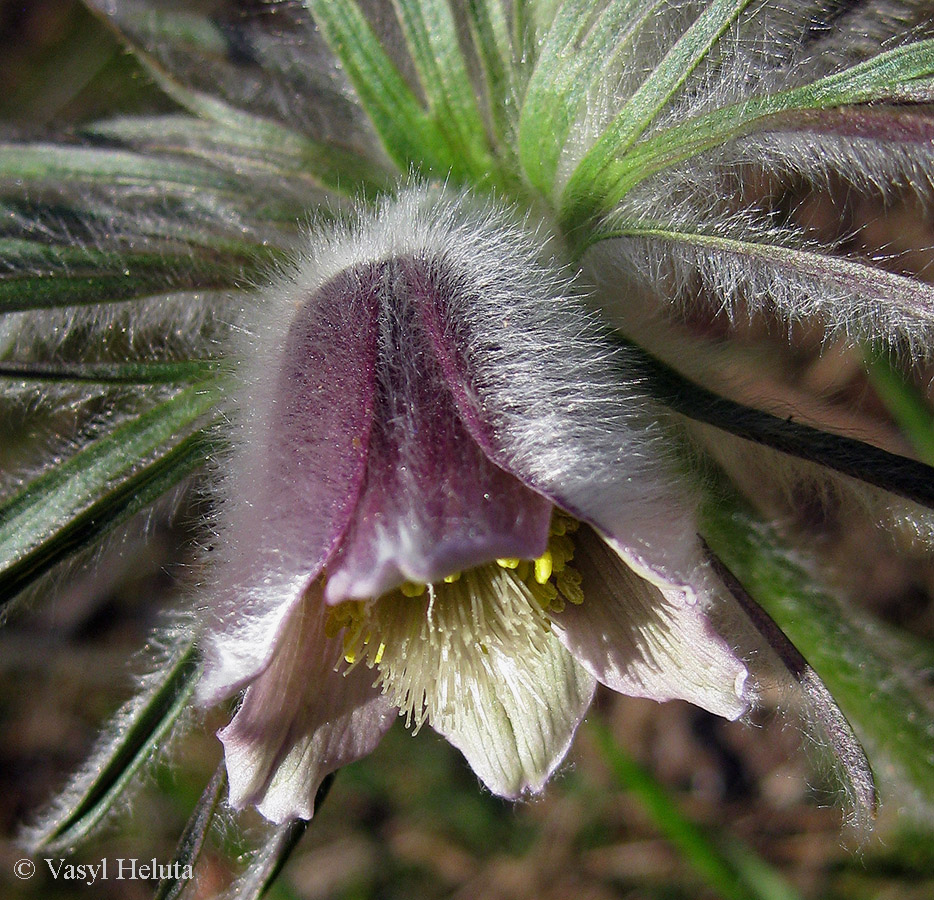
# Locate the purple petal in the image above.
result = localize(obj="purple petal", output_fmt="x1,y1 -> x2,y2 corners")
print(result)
199,263 -> 381,702
413,233 -> 708,592
324,258 -> 552,602
219,584 -> 396,823
553,528 -> 749,720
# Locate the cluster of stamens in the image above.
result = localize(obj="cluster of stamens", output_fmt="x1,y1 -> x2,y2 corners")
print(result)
324,511 -> 583,669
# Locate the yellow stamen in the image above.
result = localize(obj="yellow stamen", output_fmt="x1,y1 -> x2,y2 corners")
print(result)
533,551 -> 553,584
325,509 -> 587,691
400,581 -> 426,597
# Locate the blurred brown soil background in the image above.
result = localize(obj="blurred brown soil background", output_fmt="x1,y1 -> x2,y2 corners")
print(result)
0,2 -> 932,898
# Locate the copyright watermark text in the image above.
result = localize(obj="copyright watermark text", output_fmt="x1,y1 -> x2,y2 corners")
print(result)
13,857 -> 193,886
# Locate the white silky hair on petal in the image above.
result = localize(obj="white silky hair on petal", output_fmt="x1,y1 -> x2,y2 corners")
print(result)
200,183 -> 709,704
216,182 -> 695,570
367,190 -> 708,588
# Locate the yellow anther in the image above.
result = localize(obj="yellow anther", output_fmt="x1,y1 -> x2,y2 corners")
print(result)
556,568 -> 584,605
528,579 -> 558,607
400,581 -> 426,597
534,551 -> 553,584
443,571 -> 462,583
496,558 -> 520,569
374,642 -> 385,664
550,535 -> 574,569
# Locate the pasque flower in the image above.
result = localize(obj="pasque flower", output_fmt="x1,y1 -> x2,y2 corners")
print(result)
4,0 -> 934,886
201,189 -> 749,821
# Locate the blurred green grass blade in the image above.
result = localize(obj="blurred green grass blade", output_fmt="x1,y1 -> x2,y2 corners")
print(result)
0,241 -> 245,312
0,381 -> 221,606
0,359 -> 217,385
518,0 -> 646,195
577,39 -> 934,222
561,0 -> 752,226
590,719 -> 802,900
866,349 -> 934,465
700,492 -> 934,818
31,641 -> 201,852
393,0 -> 495,182
154,763 -> 227,900
305,0 -> 458,177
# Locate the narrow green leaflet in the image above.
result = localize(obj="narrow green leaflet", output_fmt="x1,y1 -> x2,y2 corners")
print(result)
305,0 -> 459,178
611,334 -> 934,508
465,0 -> 515,149
154,764 -> 227,900
701,494 -> 934,818
393,0 -> 495,182
0,359 -> 217,385
0,143 -> 235,191
591,720 -> 803,900
83,113 -> 377,203
0,380 -> 221,606
0,240 -> 245,313
561,0 -> 752,228
591,222 -> 934,335
230,819 -> 311,900
574,38 -> 934,223
123,51 -> 392,199
29,641 -> 201,852
518,0 -> 647,195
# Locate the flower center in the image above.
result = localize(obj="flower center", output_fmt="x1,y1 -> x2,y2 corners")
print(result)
323,511 -> 584,730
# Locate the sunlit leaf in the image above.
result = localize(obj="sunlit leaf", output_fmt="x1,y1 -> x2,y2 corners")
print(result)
305,0 -> 458,177
393,0 -> 495,182
561,0 -> 753,226
0,380 -> 221,606
566,38 -> 934,226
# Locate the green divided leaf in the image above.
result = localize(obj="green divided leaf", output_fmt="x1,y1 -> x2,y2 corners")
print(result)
465,0 -> 515,149
29,640 -> 201,852
561,0 -> 753,228
393,0 -> 495,182
154,764 -> 227,900
123,52 -> 392,199
518,0 -> 648,196
0,239 -> 247,312
0,142 -> 234,191
0,380 -> 221,607
701,493 -> 934,820
564,37 -> 934,229
305,0 -> 459,178
0,359 -> 217,385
